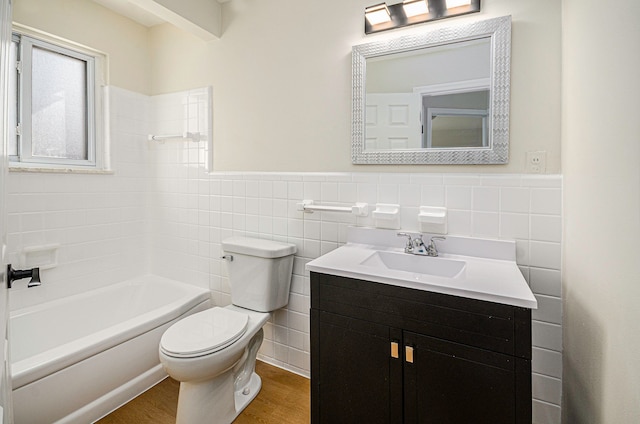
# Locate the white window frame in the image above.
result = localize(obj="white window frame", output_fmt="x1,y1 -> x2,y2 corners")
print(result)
10,26 -> 108,170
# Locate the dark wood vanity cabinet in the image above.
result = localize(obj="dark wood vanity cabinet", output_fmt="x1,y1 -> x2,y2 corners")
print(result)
310,272 -> 532,424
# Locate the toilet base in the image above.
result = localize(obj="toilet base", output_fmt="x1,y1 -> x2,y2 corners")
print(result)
234,372 -> 262,416
175,371 -> 262,424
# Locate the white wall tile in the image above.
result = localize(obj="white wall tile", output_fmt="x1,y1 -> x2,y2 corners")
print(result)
533,295 -> 563,325
443,175 -> 479,186
338,182 -> 357,203
447,210 -> 472,235
420,185 -> 445,207
398,184 -> 421,207
473,187 -> 500,212
531,215 -> 562,243
321,222 -> 338,242
446,186 -> 472,210
500,213 -> 529,239
531,188 -> 562,215
303,220 -> 320,240
378,184 -> 399,204
472,212 -> 499,238
303,182 -> 321,200
532,374 -> 562,406
514,240 -> 529,266
501,187 -> 530,213
532,400 -> 561,424
320,182 -> 338,202
532,347 -> 563,378
273,181 -> 287,199
532,320 -> 563,351
530,267 -> 562,297
530,241 -> 562,270
288,181 -> 303,200
410,174 -> 443,185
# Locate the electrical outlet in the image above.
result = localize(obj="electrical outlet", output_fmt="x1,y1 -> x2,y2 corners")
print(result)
526,151 -> 547,173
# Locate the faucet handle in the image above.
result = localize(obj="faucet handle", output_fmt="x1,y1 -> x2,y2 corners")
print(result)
426,236 -> 446,257
397,232 -> 414,253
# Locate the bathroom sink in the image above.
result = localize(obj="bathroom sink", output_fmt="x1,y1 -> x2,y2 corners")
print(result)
305,227 -> 538,309
360,251 -> 465,278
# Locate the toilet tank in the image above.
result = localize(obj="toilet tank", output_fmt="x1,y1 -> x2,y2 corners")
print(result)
221,237 -> 297,312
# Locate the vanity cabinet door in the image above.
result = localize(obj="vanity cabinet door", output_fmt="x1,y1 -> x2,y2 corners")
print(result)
403,331 -> 520,424
312,310 -> 403,424
311,272 -> 532,423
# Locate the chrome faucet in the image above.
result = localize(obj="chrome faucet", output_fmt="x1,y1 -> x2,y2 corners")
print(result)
397,233 -> 446,257
397,233 -> 430,256
413,235 -> 428,255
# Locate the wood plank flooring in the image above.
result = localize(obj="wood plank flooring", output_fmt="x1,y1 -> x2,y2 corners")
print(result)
97,361 -> 310,424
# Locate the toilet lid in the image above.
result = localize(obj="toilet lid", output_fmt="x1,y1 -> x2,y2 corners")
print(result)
160,307 -> 249,358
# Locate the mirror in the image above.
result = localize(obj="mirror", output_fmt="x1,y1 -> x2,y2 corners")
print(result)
352,15 -> 511,165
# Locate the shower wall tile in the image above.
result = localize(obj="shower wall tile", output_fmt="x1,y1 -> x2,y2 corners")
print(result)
6,87 -> 151,310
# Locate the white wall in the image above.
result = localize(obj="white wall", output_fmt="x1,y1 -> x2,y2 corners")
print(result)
148,0 -> 562,173
13,0 -> 151,94
562,0 -> 640,422
10,0 -> 564,172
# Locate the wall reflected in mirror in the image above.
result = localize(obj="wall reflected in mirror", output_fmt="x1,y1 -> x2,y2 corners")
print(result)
364,38 -> 490,152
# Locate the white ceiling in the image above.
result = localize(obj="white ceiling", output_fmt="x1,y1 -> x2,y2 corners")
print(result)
92,0 -> 165,27
91,0 -> 232,28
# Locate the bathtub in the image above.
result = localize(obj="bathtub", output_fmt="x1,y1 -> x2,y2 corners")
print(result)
10,275 -> 211,424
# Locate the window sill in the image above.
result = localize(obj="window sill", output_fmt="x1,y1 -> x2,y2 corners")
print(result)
9,165 -> 114,175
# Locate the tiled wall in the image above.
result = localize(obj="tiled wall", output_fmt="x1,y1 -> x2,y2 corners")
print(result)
6,87 -> 563,423
147,89 -> 563,423
5,87 -> 150,309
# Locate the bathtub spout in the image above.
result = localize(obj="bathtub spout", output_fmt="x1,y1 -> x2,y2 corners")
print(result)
28,268 -> 41,288
7,265 -> 41,288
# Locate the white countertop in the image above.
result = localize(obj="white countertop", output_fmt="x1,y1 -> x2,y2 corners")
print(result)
306,228 -> 538,309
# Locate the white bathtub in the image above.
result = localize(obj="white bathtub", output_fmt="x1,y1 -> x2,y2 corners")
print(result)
10,275 -> 211,424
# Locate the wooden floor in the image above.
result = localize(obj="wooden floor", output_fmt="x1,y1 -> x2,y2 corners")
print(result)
97,361 -> 310,424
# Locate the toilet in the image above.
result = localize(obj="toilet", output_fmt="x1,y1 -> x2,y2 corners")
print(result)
159,237 -> 297,424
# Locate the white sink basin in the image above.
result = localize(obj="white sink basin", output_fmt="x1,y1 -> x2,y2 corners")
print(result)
305,227 -> 538,309
361,251 -> 465,278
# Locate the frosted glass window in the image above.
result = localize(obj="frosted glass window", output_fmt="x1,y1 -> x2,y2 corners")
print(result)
31,46 -> 88,160
9,32 -> 100,168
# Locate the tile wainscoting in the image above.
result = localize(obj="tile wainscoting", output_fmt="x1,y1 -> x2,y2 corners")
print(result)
5,87 -> 563,423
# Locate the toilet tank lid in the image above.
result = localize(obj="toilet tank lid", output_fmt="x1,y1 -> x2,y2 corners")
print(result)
222,237 -> 297,258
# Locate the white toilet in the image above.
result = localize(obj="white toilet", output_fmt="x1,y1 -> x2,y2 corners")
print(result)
159,237 -> 297,424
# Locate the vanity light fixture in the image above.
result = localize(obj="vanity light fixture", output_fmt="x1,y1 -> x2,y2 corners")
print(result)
364,0 -> 480,34
403,0 -> 429,18
365,3 -> 392,25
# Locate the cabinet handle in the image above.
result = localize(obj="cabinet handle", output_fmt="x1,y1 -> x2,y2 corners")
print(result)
405,346 -> 414,363
391,341 -> 399,359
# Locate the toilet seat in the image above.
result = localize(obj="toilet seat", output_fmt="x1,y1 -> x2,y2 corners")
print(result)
160,307 -> 249,358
